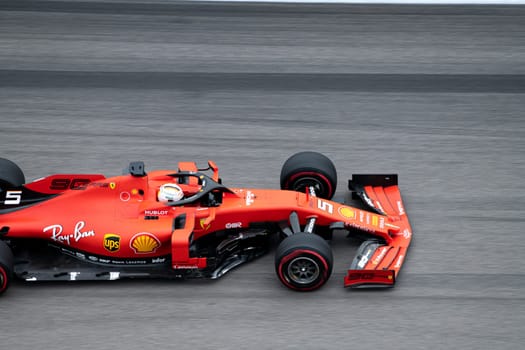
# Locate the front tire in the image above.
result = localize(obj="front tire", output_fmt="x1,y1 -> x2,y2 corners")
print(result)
280,152 -> 337,199
275,233 -> 333,291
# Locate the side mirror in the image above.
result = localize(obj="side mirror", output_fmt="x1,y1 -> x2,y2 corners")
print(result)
208,160 -> 219,182
129,161 -> 146,177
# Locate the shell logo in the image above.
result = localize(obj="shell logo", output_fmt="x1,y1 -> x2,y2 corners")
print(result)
130,232 -> 161,254
338,206 -> 355,219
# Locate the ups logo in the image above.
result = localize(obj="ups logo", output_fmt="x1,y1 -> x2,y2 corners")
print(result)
103,234 -> 120,252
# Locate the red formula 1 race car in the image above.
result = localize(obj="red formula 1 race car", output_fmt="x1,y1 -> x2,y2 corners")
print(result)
0,152 -> 412,295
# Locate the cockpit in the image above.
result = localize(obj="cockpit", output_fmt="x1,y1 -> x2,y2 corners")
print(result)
127,161 -> 233,208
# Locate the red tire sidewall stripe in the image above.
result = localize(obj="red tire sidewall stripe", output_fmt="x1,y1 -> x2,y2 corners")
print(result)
0,266 -> 7,292
277,249 -> 329,291
285,171 -> 334,198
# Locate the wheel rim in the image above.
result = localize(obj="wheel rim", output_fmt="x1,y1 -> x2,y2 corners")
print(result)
287,256 -> 320,285
292,177 -> 326,197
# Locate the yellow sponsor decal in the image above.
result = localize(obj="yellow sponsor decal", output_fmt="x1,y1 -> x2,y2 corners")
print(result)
103,233 -> 121,252
338,206 -> 355,219
372,216 -> 378,226
109,182 -> 116,190
130,232 -> 161,254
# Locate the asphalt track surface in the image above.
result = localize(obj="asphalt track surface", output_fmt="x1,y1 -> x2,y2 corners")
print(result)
1,1 -> 525,349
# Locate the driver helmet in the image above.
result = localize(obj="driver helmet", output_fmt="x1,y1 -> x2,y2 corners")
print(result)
158,183 -> 184,202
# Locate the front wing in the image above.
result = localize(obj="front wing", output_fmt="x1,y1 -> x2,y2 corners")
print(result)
344,175 -> 412,288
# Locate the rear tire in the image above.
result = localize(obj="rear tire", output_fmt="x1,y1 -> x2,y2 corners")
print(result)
275,233 -> 333,291
280,151 -> 337,199
0,241 -> 14,295
0,158 -> 25,191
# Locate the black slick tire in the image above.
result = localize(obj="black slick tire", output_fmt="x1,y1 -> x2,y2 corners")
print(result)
0,158 -> 25,191
280,151 -> 337,199
0,241 -> 14,295
275,233 -> 333,291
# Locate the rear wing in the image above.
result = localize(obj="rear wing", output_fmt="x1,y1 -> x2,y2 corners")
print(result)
344,174 -> 412,288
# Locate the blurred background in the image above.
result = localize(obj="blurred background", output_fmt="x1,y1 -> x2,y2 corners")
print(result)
1,1 -> 524,349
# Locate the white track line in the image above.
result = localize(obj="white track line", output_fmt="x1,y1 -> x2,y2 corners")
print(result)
191,0 -> 525,4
